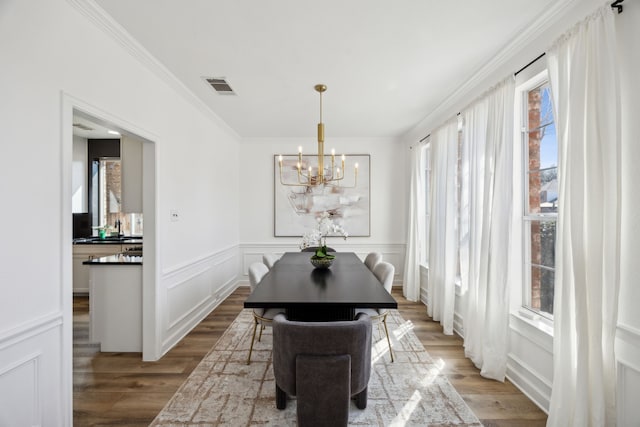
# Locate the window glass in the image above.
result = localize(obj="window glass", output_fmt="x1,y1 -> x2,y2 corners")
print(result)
523,81 -> 557,318
423,145 -> 431,264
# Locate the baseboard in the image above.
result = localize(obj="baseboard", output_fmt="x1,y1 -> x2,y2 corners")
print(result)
506,352 -> 551,413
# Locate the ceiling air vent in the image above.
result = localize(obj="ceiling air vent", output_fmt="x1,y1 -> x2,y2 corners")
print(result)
73,123 -> 94,131
204,77 -> 236,95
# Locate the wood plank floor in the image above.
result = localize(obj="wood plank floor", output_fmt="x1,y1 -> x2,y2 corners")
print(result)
73,287 -> 548,426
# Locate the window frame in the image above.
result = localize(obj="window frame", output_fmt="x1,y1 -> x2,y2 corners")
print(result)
520,72 -> 557,321
422,143 -> 431,266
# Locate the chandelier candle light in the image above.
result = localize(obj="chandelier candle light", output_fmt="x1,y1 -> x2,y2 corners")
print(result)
278,84 -> 358,188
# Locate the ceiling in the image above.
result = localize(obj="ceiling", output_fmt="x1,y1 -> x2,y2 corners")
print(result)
72,112 -> 121,139
92,0 -> 558,139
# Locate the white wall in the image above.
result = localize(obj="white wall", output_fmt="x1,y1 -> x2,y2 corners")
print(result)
238,137 -> 407,281
0,0 -> 240,424
410,0 -> 640,417
615,2 -> 640,424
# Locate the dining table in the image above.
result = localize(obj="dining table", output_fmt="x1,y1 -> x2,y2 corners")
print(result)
243,251 -> 397,321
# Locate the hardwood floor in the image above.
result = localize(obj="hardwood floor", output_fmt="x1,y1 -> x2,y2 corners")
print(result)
73,287 -> 547,426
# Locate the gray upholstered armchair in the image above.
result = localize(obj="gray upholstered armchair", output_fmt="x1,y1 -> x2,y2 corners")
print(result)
271,313 -> 372,426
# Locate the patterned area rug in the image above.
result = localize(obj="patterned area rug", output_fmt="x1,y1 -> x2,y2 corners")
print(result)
151,309 -> 482,426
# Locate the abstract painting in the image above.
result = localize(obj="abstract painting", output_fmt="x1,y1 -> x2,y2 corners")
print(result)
274,154 -> 370,237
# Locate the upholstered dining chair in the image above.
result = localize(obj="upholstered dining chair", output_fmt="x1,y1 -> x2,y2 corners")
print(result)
247,262 -> 283,365
363,252 -> 382,271
357,261 -> 395,362
262,253 -> 280,270
300,246 -> 336,253
271,313 -> 372,427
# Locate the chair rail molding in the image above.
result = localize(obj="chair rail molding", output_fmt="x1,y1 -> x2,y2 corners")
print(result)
239,242 -> 406,283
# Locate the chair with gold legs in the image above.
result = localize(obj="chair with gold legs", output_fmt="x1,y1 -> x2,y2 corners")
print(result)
247,262 -> 283,364
356,261 -> 395,362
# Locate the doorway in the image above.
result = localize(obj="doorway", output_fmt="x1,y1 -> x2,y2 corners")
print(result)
62,94 -> 158,420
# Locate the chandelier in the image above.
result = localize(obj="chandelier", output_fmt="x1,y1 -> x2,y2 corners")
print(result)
278,84 -> 358,188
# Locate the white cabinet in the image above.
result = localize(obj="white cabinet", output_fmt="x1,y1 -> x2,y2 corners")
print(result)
89,264 -> 142,352
72,245 -> 122,294
120,135 -> 143,213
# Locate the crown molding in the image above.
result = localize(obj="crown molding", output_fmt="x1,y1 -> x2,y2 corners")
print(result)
66,0 -> 240,140
403,0 -> 584,142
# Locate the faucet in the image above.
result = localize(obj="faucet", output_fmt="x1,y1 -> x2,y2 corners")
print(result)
115,219 -> 122,237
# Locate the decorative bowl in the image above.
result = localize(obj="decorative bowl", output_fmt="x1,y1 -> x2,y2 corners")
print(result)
310,257 -> 333,269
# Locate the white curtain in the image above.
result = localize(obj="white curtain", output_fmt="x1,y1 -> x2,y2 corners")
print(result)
459,77 -> 515,381
403,143 -> 425,302
427,119 -> 458,335
546,6 -> 621,426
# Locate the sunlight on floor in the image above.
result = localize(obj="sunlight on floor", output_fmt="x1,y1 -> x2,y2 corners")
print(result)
393,319 -> 415,341
371,337 -> 391,363
390,389 -> 422,426
387,357 -> 446,425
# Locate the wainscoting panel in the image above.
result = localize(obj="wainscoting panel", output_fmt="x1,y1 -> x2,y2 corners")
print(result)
616,323 -> 640,425
0,313 -> 63,426
506,313 -> 553,413
419,265 -> 429,306
161,246 -> 240,355
506,352 -> 552,413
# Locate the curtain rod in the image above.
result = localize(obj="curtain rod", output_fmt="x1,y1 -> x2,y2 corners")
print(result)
421,0 -> 624,145
514,52 -> 546,76
611,0 -> 624,14
514,1 -> 624,77
417,112 -> 460,144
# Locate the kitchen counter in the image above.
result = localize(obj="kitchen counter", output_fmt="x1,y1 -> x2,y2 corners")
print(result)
74,236 -> 143,245
83,254 -> 142,265
86,255 -> 142,352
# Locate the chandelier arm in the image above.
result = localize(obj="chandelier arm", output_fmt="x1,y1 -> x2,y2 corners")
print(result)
277,84 -> 358,189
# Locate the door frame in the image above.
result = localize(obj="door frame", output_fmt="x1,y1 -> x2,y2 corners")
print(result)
61,92 -> 159,420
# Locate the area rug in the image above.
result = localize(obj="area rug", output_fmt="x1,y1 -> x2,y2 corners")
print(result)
150,309 -> 482,426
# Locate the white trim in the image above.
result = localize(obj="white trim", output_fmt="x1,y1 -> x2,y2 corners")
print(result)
0,352 -> 42,426
61,93 -> 162,359
509,312 -> 553,353
0,314 -> 63,351
506,352 -> 552,413
162,243 -> 239,276
161,279 -> 238,356
65,0 -> 239,140
616,359 -> 640,426
403,0 -> 583,142
616,323 -> 640,374
617,323 -> 640,349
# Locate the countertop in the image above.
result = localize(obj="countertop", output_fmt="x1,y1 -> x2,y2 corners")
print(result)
74,236 -> 143,245
83,254 -> 143,265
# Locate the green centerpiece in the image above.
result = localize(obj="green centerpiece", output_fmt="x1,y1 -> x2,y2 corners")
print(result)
310,245 -> 335,269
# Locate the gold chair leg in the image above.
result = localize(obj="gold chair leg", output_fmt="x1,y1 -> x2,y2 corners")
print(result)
382,316 -> 394,363
258,324 -> 265,341
247,318 -> 259,365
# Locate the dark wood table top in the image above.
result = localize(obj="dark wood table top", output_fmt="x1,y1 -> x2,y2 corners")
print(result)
244,252 -> 397,312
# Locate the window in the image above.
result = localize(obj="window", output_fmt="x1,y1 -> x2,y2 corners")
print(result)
423,144 -> 431,265
522,81 -> 557,318
98,158 -> 122,230
90,157 -> 144,237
